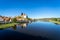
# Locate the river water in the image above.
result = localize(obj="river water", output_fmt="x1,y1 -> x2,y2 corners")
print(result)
0,21 -> 60,40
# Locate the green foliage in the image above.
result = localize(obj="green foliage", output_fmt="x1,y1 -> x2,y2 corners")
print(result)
12,18 -> 17,22
52,18 -> 57,21
57,19 -> 60,22
27,18 -> 31,20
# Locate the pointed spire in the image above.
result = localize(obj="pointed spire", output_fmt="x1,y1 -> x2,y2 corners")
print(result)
21,13 -> 24,15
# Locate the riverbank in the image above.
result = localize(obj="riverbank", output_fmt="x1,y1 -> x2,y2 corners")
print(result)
0,20 -> 32,29
49,20 -> 60,24
0,23 -> 18,29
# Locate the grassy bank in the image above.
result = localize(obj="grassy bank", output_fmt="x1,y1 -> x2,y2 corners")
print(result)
49,20 -> 60,24
0,23 -> 18,29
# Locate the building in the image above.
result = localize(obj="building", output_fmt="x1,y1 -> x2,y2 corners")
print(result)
16,13 -> 28,21
5,17 -> 12,23
0,16 -> 12,23
0,16 -> 4,21
20,13 -> 28,18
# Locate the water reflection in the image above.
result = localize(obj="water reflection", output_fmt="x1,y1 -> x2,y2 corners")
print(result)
11,23 -> 29,30
54,23 -> 60,25
4,21 -> 60,40
17,23 -> 28,28
12,26 -> 16,30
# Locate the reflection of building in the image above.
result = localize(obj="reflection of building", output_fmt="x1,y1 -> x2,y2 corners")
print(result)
18,23 -> 28,28
20,23 -> 27,27
12,23 -> 28,30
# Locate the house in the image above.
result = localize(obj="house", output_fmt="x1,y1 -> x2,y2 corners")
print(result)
0,16 -> 5,23
0,17 -> 4,21
0,16 -> 12,23
4,17 -> 12,23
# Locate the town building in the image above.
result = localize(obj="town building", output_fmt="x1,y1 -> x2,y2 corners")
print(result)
0,16 -> 12,23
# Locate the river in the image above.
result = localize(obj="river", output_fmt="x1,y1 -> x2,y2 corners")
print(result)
0,21 -> 60,40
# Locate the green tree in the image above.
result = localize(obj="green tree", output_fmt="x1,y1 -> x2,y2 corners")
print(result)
52,18 -> 57,21
12,18 -> 17,22
27,18 -> 31,20
57,19 -> 60,22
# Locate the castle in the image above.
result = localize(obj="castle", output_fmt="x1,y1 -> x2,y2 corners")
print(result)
16,13 -> 28,21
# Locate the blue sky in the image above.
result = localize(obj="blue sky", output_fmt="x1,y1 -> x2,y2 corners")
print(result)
0,0 -> 60,18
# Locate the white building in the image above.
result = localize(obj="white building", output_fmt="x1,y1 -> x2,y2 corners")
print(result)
0,17 -> 4,21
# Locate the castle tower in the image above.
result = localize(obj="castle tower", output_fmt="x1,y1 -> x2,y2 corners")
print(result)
21,13 -> 28,18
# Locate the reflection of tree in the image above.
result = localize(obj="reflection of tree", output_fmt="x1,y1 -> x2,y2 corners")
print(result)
12,25 -> 16,30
